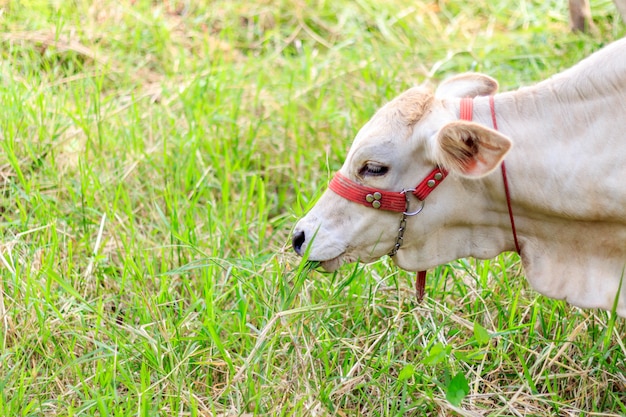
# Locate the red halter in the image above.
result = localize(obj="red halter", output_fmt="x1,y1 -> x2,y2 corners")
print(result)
462,97 -> 521,255
326,95 -> 520,301
328,167 -> 448,213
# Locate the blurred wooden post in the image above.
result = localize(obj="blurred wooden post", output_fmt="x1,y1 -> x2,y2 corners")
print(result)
569,0 -> 626,32
569,0 -> 595,32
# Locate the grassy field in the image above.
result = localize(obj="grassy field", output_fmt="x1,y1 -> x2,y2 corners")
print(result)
0,0 -> 625,415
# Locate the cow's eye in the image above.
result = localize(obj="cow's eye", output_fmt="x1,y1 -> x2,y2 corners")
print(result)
359,163 -> 389,177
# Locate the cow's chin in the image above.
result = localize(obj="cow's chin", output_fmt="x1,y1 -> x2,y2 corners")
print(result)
319,256 -> 344,272
318,252 -> 376,272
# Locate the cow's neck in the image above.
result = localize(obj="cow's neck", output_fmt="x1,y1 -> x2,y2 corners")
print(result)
471,82 -> 626,221
460,78 -> 626,316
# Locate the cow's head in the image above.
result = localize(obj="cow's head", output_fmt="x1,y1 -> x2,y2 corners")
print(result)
292,74 -> 513,272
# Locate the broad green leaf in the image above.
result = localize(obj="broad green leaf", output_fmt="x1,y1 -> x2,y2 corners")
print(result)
398,364 -> 415,381
474,321 -> 490,346
446,372 -> 470,406
423,343 -> 452,366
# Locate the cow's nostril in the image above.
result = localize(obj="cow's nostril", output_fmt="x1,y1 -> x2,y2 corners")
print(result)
292,230 -> 306,256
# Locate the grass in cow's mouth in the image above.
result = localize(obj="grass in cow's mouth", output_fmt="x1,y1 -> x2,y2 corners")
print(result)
1,1 -> 625,416
304,260 -> 322,270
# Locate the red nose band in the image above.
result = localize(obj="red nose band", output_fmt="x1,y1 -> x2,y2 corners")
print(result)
328,173 -> 407,212
328,167 -> 448,213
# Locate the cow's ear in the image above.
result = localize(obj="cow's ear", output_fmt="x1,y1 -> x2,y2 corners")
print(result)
435,121 -> 512,177
435,73 -> 498,98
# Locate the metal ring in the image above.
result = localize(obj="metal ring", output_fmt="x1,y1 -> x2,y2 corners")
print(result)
404,200 -> 425,216
401,188 -> 424,216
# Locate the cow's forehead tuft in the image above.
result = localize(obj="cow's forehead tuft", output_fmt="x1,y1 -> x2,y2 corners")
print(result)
378,87 -> 434,126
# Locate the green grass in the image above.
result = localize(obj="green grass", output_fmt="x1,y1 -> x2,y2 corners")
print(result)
0,0 -> 625,415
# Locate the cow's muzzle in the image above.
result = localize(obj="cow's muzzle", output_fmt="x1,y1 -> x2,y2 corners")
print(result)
292,229 -> 306,256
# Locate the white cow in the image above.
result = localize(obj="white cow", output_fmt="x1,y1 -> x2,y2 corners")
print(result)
293,38 -> 626,317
